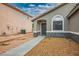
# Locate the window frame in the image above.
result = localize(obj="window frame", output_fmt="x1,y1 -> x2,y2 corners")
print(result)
51,15 -> 64,31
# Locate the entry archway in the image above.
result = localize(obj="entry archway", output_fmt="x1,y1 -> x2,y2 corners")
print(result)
37,20 -> 46,36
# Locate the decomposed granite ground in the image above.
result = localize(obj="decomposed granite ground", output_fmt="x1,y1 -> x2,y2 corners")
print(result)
25,38 -> 79,56
0,33 -> 33,54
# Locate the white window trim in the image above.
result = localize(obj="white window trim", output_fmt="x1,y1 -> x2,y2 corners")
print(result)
51,15 -> 64,31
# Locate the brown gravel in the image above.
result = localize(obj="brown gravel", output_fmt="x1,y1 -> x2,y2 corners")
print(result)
0,33 -> 33,54
25,38 -> 79,56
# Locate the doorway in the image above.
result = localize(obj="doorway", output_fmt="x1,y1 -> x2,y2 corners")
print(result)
41,22 -> 46,36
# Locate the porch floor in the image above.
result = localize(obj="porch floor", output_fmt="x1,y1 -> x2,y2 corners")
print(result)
25,38 -> 79,56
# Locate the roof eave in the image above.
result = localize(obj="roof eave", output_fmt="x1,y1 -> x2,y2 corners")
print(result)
2,3 -> 33,18
67,3 -> 79,19
32,3 -> 67,22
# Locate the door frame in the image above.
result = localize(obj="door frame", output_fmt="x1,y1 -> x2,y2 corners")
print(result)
40,22 -> 46,35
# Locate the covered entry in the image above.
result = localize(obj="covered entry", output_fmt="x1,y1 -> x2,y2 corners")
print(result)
37,20 -> 46,36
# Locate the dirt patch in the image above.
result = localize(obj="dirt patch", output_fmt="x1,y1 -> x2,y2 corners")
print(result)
0,33 -> 33,54
25,38 -> 79,56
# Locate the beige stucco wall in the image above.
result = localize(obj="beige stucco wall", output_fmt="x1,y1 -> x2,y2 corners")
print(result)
33,3 -> 76,32
0,4 -> 32,35
69,10 -> 79,33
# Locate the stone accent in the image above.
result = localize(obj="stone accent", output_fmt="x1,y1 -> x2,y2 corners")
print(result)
46,32 -> 69,38
33,32 -> 79,43
33,32 -> 40,37
69,33 -> 79,43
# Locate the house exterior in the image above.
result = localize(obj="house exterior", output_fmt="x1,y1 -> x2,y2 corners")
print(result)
67,4 -> 79,42
0,3 -> 32,35
32,3 -> 79,42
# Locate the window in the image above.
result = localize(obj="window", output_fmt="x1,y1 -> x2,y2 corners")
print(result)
52,15 -> 64,31
53,21 -> 63,30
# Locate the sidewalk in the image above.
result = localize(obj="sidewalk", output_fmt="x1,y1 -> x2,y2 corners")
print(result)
0,36 -> 45,56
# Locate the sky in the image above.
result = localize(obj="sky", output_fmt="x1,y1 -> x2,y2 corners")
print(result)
9,3 -> 60,17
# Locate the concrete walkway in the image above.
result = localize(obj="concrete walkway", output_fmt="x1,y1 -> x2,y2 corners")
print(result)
0,36 -> 45,56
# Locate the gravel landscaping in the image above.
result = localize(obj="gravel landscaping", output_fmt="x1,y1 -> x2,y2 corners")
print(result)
25,38 -> 79,56
0,33 -> 33,54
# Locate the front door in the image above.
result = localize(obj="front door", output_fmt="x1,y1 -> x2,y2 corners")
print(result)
41,23 -> 46,35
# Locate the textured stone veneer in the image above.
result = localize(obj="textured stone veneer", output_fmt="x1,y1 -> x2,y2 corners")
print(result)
46,32 -> 69,38
69,33 -> 79,43
33,32 -> 79,43
46,32 -> 79,43
33,32 -> 40,37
